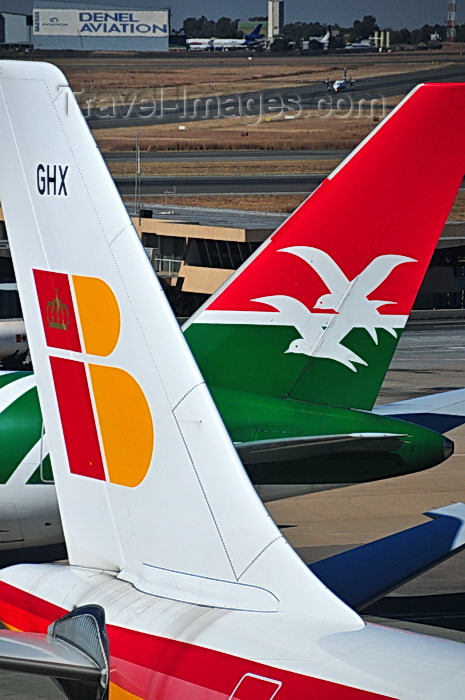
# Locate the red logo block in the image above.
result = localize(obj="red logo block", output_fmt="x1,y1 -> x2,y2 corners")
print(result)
33,269 -> 81,352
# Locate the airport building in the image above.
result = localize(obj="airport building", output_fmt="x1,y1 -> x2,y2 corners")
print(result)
268,0 -> 284,41
32,2 -> 169,52
134,210 -> 465,317
0,12 -> 32,48
135,207 -> 270,317
1,204 -> 463,320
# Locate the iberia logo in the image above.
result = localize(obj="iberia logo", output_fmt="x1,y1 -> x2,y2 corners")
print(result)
33,269 -> 153,487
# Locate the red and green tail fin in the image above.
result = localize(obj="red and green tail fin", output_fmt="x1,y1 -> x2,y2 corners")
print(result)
185,84 -> 465,410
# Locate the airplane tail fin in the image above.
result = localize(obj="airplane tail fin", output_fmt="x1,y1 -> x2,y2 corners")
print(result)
185,84 -> 465,410
0,61 -> 360,624
248,23 -> 262,36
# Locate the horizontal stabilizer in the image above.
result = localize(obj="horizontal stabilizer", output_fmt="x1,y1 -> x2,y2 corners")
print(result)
311,502 -> 465,609
0,632 -> 100,679
0,604 -> 108,699
237,432 -> 407,464
374,389 -> 465,433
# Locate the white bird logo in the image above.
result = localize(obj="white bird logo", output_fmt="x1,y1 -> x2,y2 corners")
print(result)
253,246 -> 416,372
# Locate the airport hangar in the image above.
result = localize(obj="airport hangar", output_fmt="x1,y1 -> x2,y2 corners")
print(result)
0,205 -> 464,320
0,3 -> 169,52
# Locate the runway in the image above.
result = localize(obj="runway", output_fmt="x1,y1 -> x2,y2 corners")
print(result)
115,173 -> 465,196
104,149 -> 349,163
89,62 -> 465,128
377,319 -> 465,402
115,173 -> 325,196
56,50 -> 465,73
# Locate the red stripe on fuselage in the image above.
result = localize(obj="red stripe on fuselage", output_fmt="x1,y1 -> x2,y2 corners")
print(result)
0,581 -> 395,700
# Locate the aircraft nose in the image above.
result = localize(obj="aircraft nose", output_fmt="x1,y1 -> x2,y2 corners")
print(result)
443,436 -> 454,460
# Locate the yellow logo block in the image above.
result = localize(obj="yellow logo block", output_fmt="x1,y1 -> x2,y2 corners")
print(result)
73,275 -> 121,357
89,365 -> 154,488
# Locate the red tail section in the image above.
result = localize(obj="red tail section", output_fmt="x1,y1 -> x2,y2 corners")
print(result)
205,84 -> 465,316
187,84 -> 465,410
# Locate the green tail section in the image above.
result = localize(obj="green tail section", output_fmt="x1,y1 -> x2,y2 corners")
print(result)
184,324 -> 402,411
27,455 -> 54,484
0,372 -> 31,390
0,386 -> 44,483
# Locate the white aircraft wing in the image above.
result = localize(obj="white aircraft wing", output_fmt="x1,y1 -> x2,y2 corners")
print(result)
312,502 -> 465,609
374,388 -> 465,433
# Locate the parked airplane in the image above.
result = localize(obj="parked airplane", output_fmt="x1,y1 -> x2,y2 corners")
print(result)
305,26 -> 331,51
0,61 -> 465,699
345,39 -> 373,51
184,77 -> 465,498
187,23 -> 264,51
1,65 -> 465,553
325,68 -> 355,91
185,36 -> 214,50
0,318 -> 28,368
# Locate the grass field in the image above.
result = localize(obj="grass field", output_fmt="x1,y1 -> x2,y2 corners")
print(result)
39,50 -> 465,219
94,105 -> 395,153
131,190 -> 465,219
30,50 -> 461,153
107,158 -> 341,177
49,53 -> 446,103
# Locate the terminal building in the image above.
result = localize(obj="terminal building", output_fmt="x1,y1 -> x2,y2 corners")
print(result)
133,207 -> 465,317
0,204 -> 464,321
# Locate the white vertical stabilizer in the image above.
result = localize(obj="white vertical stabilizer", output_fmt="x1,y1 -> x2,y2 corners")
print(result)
0,62 -> 359,624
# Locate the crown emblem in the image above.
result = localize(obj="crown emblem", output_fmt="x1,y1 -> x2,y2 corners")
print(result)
47,289 -> 70,330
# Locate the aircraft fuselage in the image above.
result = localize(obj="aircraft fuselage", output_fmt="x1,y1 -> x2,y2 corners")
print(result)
0,369 -> 450,550
1,564 -> 465,698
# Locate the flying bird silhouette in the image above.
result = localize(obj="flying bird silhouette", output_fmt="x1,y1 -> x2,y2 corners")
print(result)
252,294 -> 368,371
251,246 -> 416,372
280,246 -> 416,344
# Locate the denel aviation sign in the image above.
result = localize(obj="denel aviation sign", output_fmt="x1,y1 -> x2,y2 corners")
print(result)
33,9 -> 168,37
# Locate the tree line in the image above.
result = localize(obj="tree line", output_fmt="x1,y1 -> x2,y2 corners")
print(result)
180,14 -> 463,46
182,17 -> 241,39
